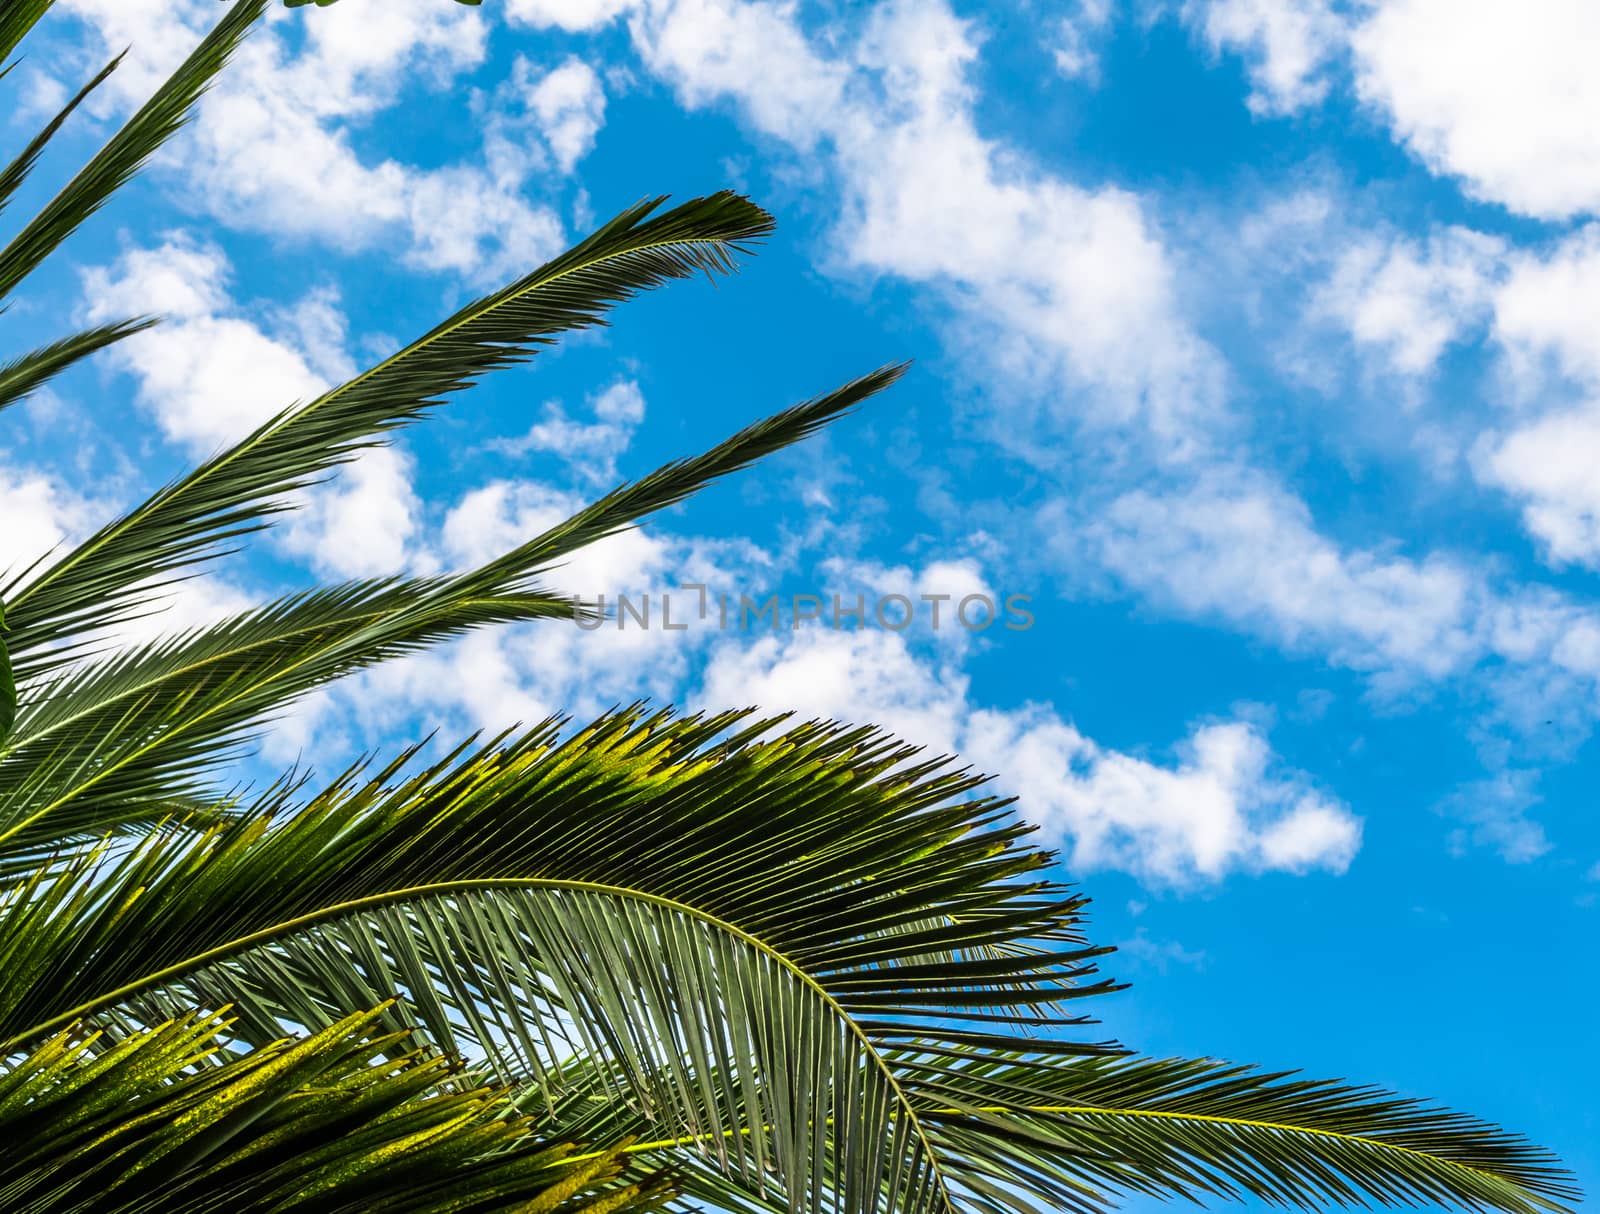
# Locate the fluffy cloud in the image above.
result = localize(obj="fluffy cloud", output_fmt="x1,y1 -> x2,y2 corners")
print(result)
1067,474 -> 1483,680
701,626 -> 1361,885
1187,1 -> 1600,218
0,463 -> 105,587
1491,225 -> 1600,393
526,57 -> 607,173
1475,227 -> 1600,566
1314,226 -> 1506,377
81,235 -> 328,452
1192,0 -> 1346,115
79,234 -> 423,579
1480,407 -> 1600,569
62,0 -> 563,282
487,379 -> 646,486
1350,0 -> 1600,220
504,0 -> 637,32
1050,0 -> 1113,83
513,0 -> 1226,459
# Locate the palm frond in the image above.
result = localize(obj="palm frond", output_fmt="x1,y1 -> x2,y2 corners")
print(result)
0,1004 -> 672,1213
0,365 -> 899,857
1,191 -> 781,674
0,51 -> 122,222
0,318 -> 157,417
0,710 -> 1140,1214
888,1051 -> 1579,1214
0,579 -> 576,851
0,703 -> 1574,1214
0,596 -> 12,745
1,709 -> 1106,1046
0,0 -> 267,303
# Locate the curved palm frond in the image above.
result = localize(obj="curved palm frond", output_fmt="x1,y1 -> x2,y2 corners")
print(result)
891,1051 -> 1577,1214
0,708 -> 1571,1214
0,1004 -> 672,1213
1,190 -> 782,677
0,709 -> 1109,1213
494,1048 -> 1580,1214
0,597 -> 13,746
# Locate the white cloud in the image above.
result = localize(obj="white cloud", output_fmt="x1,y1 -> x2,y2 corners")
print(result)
0,463 -> 105,586
486,379 -> 645,486
526,57 -> 607,173
518,0 -> 1225,458
1473,227 -> 1600,565
702,626 -> 967,752
278,446 -> 425,579
81,235 -> 328,453
1441,769 -> 1550,863
79,234 -> 424,579
1192,0 -> 1346,115
505,0 -> 637,32
1480,405 -> 1600,569
1051,0 -> 1113,83
1491,225 -> 1600,393
1351,0 -> 1600,220
1068,474 -> 1482,680
63,0 -> 564,282
966,706 -> 1359,884
701,625 -> 1361,885
1314,225 -> 1505,376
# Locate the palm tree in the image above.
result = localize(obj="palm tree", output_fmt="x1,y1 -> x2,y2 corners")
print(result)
0,3 -> 1578,1211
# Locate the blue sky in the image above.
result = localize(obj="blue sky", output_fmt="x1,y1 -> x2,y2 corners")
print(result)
4,0 -> 1597,1206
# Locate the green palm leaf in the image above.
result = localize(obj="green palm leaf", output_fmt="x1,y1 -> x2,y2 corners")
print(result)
0,0 -> 53,68
0,1004 -> 671,1213
0,709 -> 1569,1214
0,51 -> 122,223
0,319 -> 158,418
891,1052 -> 1577,1214
1,190 -> 781,678
0,597 -> 13,745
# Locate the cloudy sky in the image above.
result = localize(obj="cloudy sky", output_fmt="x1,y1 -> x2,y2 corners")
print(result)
5,0 -> 1597,1203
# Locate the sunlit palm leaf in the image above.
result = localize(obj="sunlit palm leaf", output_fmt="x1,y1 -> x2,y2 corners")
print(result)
1,709 -> 1568,1214
0,1004 -> 671,1213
